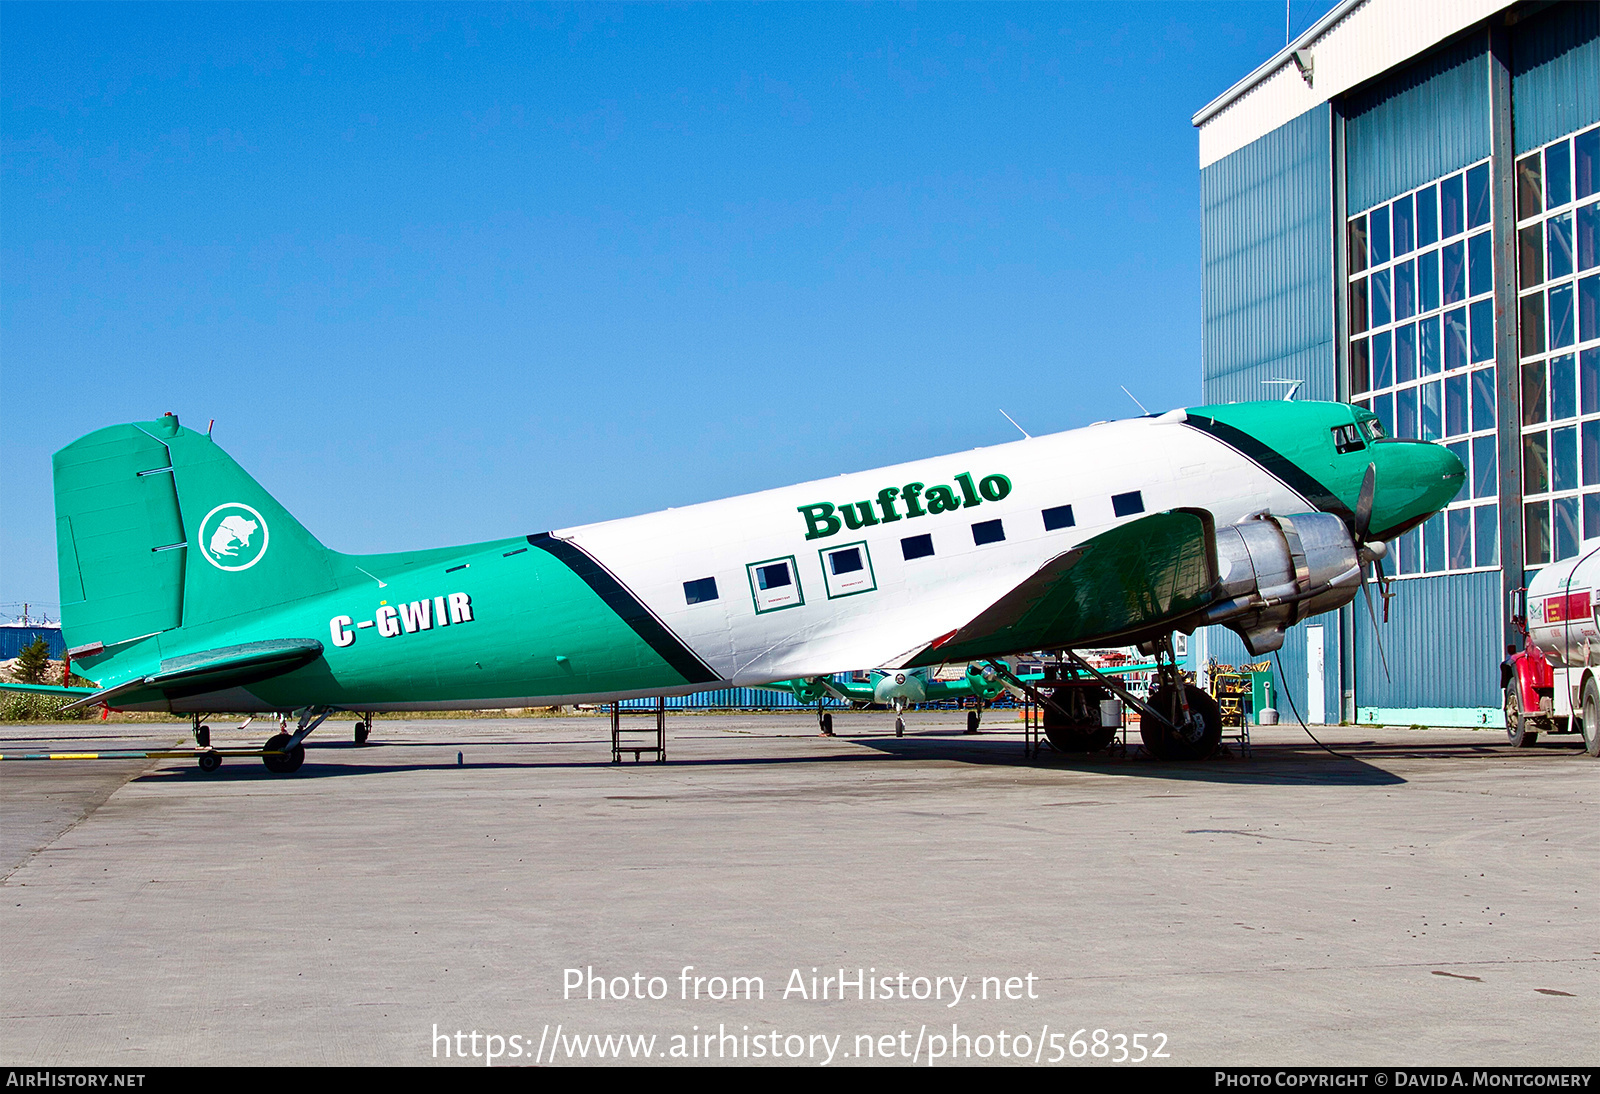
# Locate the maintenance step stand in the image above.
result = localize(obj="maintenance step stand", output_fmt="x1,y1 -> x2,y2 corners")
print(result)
611,696 -> 667,763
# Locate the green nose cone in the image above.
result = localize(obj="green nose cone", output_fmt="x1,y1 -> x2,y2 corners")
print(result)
1182,401 -> 1467,540
1368,439 -> 1467,539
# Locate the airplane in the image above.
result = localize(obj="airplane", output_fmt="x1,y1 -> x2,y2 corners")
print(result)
4,401 -> 1462,772
769,656 -> 1158,741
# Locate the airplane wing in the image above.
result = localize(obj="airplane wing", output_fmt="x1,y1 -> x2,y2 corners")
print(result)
758,676 -> 875,704
4,639 -> 327,713
897,508 -> 1219,668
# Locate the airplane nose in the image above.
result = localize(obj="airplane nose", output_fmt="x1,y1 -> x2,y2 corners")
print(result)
1371,440 -> 1466,538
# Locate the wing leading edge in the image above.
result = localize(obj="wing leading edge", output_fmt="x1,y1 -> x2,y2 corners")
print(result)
899,508 -> 1220,668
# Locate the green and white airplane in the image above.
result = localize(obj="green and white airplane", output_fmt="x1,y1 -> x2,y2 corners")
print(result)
768,658 -> 1158,739
11,401 -> 1461,772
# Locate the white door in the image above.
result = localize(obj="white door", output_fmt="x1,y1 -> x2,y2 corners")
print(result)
1306,625 -> 1326,725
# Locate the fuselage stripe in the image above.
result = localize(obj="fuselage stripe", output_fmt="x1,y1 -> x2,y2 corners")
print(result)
1181,414 -> 1352,522
526,533 -> 721,685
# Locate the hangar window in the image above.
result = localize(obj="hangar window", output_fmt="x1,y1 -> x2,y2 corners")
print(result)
1348,155 -> 1499,578
972,519 -> 1005,546
1112,491 -> 1144,517
684,577 -> 718,604
1515,124 -> 1600,570
901,534 -> 934,560
1042,504 -> 1075,531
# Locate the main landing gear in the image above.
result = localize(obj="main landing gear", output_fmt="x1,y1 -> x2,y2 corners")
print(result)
1136,636 -> 1221,761
262,708 -> 332,775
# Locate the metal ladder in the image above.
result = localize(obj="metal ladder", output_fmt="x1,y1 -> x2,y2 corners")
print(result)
611,697 -> 666,763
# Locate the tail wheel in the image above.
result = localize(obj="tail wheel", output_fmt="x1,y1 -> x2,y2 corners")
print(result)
1504,687 -> 1538,748
1139,684 -> 1222,761
262,732 -> 305,774
1582,679 -> 1600,758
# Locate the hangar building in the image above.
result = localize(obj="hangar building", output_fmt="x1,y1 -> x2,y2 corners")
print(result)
1191,0 -> 1598,726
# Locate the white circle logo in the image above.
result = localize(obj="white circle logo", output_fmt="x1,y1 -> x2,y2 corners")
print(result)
198,502 -> 270,571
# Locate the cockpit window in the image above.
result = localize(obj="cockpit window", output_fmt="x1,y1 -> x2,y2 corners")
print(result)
1360,416 -> 1386,441
1331,423 -> 1366,454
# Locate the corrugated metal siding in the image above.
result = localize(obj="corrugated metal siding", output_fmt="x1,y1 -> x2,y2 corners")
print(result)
1511,0 -> 1600,153
1343,33 -> 1491,212
1200,105 -> 1337,406
0,626 -> 65,660
1201,612 -> 1342,725
1353,570 -> 1501,708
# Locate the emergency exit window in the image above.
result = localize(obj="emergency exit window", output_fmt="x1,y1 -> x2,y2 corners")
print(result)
747,556 -> 804,613
820,541 -> 876,599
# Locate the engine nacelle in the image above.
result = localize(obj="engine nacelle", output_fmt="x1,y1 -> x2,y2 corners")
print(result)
1200,512 -> 1364,655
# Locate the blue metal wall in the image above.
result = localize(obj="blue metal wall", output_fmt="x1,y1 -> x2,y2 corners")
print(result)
0,626 -> 65,660
1351,570 -> 1501,709
1200,105 -> 1336,405
1343,34 -> 1491,212
1200,611 -> 1341,724
1512,1 -> 1600,154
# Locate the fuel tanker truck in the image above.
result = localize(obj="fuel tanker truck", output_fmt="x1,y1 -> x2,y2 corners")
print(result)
1502,544 -> 1600,755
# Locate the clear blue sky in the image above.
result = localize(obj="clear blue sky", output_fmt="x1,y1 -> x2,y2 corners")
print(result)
2,1 -> 1337,620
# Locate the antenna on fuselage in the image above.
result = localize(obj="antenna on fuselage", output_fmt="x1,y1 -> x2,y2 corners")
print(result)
1120,386 -> 1149,414
999,409 -> 1032,439
1263,378 -> 1303,401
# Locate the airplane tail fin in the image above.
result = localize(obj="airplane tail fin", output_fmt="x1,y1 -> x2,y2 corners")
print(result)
54,415 -> 339,663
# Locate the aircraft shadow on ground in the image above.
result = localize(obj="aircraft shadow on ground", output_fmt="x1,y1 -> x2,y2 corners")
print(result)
129,730 -> 1427,787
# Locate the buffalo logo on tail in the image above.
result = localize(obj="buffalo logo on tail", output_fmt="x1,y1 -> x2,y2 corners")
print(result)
197,502 -> 270,571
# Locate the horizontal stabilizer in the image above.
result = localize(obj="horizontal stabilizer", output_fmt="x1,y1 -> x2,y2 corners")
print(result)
0,681 -> 104,700
62,638 -> 324,711
902,508 -> 1220,667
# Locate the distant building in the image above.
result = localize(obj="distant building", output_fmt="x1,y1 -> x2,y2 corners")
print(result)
1192,0 -> 1597,725
0,623 -> 65,660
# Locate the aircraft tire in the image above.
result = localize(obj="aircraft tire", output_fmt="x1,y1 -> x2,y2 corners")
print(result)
1582,679 -> 1600,757
1044,724 -> 1115,753
1503,688 -> 1538,748
354,721 -> 370,746
966,710 -> 980,734
195,724 -> 210,747
197,750 -> 222,773
820,713 -> 833,736
1139,685 -> 1222,761
262,732 -> 306,774
895,717 -> 904,737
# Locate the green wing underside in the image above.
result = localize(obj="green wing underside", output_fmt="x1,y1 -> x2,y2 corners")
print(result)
906,508 -> 1220,667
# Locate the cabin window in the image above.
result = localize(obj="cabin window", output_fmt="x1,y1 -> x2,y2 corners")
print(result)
1112,491 -> 1145,517
747,556 -> 803,613
901,534 -> 935,560
1331,424 -> 1366,454
683,577 -> 718,605
820,542 -> 876,598
972,519 -> 1005,545
1042,504 -> 1075,531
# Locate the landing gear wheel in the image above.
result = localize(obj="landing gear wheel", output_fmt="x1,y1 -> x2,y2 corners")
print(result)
1582,679 -> 1600,758
1139,684 -> 1222,761
894,717 -> 905,738
197,750 -> 221,773
354,720 -> 370,746
966,710 -> 980,734
194,723 -> 211,747
262,732 -> 305,774
820,712 -> 834,736
1504,687 -> 1538,747
1045,724 -> 1116,753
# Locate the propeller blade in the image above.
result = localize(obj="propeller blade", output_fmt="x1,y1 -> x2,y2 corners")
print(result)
1360,563 -> 1392,682
1355,462 -> 1376,542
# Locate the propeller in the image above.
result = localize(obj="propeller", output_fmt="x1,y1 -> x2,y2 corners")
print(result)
1353,462 -> 1392,681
